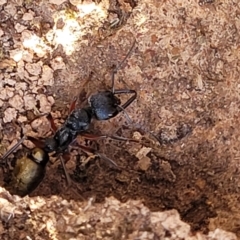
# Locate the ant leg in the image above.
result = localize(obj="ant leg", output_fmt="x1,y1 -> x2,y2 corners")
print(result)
1,136 -> 27,161
71,142 -> 119,169
80,132 -> 138,143
27,113 -> 49,125
46,113 -> 57,133
113,89 -> 137,126
59,153 -> 85,200
97,153 -> 119,169
114,89 -> 137,110
27,112 -> 57,133
111,39 -> 136,93
111,66 -> 117,93
47,96 -> 80,132
59,154 -> 72,187
69,96 -> 78,113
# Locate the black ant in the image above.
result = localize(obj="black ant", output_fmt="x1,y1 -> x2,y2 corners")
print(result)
1,40 -> 137,197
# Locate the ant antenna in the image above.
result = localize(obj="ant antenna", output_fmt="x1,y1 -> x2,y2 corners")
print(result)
111,38 -> 136,93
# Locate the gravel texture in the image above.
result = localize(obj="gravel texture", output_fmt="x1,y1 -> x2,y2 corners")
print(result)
0,0 -> 240,239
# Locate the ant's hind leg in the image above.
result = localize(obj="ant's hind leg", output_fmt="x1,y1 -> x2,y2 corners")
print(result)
59,153 -> 85,200
47,98 -> 79,132
68,96 -> 78,114
46,113 -> 57,133
1,136 -> 27,162
80,132 -> 138,143
70,142 -> 119,169
26,136 -> 45,149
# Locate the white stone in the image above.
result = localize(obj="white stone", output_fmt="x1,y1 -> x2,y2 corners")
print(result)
15,82 -> 27,91
15,23 -> 27,33
9,49 -> 23,62
25,62 -> 42,76
3,108 -> 17,123
4,78 -> 16,86
37,94 -> 52,113
22,50 -> 33,62
49,0 -> 67,5
0,28 -> 3,37
9,95 -> 24,111
24,94 -> 36,110
69,0 -> 82,6
0,0 -> 7,5
22,12 -> 34,21
51,57 -> 66,70
0,87 -> 14,100
38,65 -> 54,86
4,4 -> 16,17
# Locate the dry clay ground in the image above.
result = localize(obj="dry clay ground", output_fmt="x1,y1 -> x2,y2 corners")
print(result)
0,0 -> 240,239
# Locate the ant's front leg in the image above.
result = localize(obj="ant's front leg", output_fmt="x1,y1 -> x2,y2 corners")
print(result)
89,89 -> 137,121
114,89 -> 137,112
111,39 -> 136,93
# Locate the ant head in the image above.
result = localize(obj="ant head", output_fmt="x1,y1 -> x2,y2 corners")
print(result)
89,91 -> 121,120
31,147 -> 49,165
89,91 -> 121,104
